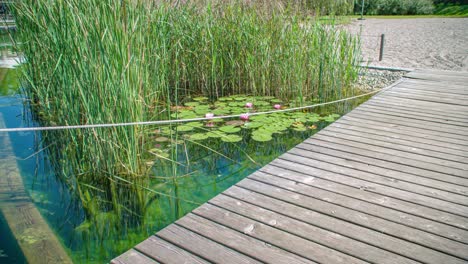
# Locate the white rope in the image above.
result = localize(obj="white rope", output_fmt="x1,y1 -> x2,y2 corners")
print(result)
0,80 -> 402,133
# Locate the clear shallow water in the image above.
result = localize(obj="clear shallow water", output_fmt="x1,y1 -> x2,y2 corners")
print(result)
0,66 -> 367,263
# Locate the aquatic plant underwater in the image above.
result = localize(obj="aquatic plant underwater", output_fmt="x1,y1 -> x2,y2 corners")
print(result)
9,0 -> 363,262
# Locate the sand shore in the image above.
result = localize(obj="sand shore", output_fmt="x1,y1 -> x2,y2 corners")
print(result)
345,18 -> 468,71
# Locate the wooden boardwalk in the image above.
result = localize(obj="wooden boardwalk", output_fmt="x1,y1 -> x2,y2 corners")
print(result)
113,69 -> 468,264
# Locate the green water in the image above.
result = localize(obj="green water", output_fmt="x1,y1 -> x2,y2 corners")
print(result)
0,66 -> 367,263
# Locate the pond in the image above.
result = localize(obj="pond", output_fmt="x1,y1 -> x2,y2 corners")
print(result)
0,59 -> 369,264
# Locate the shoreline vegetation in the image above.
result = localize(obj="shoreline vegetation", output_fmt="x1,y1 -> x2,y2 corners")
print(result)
13,0 -> 360,180
11,1 -> 363,261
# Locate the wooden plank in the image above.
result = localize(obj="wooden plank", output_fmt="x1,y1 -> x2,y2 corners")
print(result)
364,99 -> 468,120
237,179 -> 468,264
311,133 -> 468,173
392,86 -> 468,97
176,213 -> 313,264
209,194 -> 417,264
333,120 -> 468,153
318,129 -> 468,166
400,78 -> 468,89
307,135 -> 468,178
383,91 -> 468,106
278,151 -> 468,215
369,97 -> 468,117
395,84 -> 468,95
347,110 -> 468,138
362,101 -> 468,123
357,104 -> 468,127
374,92 -> 468,110
406,71 -> 468,83
192,204 -> 366,264
258,162 -> 468,244
284,144 -> 468,197
413,68 -> 468,77
224,186 -> 468,258
326,125 -> 468,158
111,249 -> 159,264
0,114 -> 73,264
297,140 -> 468,189
157,224 -> 261,264
341,115 -> 468,146
135,236 -> 208,264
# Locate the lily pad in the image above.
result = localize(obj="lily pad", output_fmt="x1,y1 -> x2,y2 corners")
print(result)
176,125 -> 194,132
171,111 -> 197,119
220,134 -> 243,143
186,122 -> 204,128
213,108 -> 230,115
243,122 -> 263,129
207,131 -> 226,138
219,125 -> 241,133
189,133 -> 209,141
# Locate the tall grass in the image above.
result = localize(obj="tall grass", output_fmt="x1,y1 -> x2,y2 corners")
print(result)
12,0 -> 360,227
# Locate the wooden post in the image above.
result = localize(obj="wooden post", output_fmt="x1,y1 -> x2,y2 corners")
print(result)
379,34 -> 385,61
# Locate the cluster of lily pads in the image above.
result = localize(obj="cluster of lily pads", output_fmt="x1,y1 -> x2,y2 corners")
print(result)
152,95 -> 340,144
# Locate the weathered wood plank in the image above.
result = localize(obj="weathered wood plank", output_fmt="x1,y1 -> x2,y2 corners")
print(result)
383,91 -> 468,106
0,114 -> 73,264
391,86 -> 468,98
157,224 -> 261,264
111,249 -> 159,264
360,103 -> 468,124
347,111 -> 468,139
368,98 -> 468,118
296,141 -> 468,189
306,136 -> 468,178
257,163 -> 468,244
176,213 -> 314,264
209,194 -> 417,264
395,84 -> 468,95
276,152 -> 468,216
333,121 -> 468,153
224,186 -> 468,256
317,130 -> 468,166
413,68 -> 468,77
192,204 -> 366,264
405,70 -> 468,81
311,134 -> 468,174
237,179 -> 468,264
341,115 -> 468,146
135,236 -> 208,264
363,100 -> 468,121
351,109 -> 468,135
357,104 -> 468,127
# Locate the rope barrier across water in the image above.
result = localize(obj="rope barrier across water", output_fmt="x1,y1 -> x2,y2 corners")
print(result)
0,80 -> 403,133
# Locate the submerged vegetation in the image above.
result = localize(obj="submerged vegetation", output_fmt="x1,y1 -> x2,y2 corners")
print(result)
11,0 -> 362,262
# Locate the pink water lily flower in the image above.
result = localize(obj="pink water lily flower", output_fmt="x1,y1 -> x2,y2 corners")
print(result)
273,104 -> 281,109
240,113 -> 250,121
205,113 -> 214,119
245,102 -> 253,108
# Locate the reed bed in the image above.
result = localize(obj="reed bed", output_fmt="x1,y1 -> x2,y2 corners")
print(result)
12,0 -> 361,241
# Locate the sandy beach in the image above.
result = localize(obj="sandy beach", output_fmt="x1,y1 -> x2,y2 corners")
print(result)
345,18 -> 468,71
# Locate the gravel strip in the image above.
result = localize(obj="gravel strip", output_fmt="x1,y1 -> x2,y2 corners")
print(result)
354,68 -> 406,92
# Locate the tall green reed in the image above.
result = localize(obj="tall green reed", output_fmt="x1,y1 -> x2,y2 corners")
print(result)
12,0 -> 361,227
